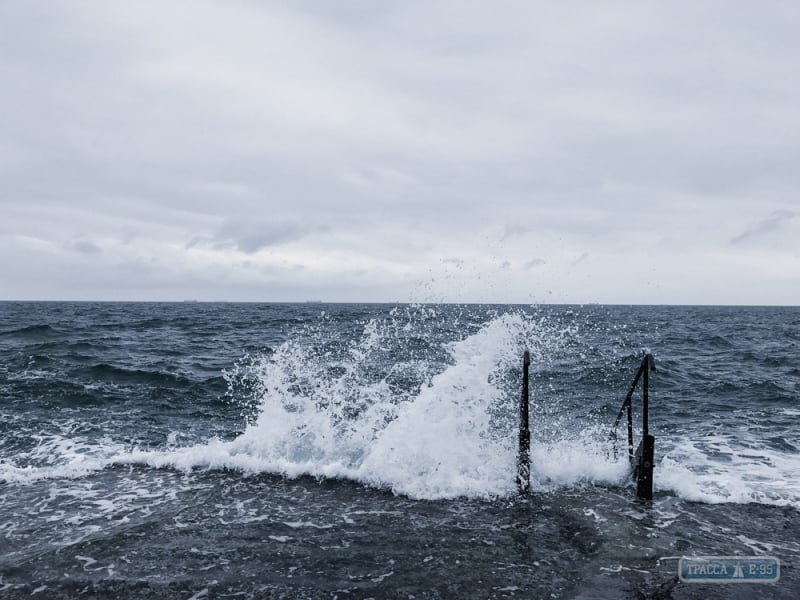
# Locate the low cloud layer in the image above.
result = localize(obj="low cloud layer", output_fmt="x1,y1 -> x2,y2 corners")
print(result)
207,219 -> 322,254
731,210 -> 797,245
1,1 -> 798,304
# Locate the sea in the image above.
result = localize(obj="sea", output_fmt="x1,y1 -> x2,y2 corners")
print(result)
0,302 -> 797,599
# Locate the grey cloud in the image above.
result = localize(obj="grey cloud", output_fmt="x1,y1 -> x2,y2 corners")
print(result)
524,259 -> 546,270
215,219 -> 320,254
731,210 -> 796,245
502,224 -> 533,240
2,1 -> 800,303
572,253 -> 590,266
72,239 -> 102,255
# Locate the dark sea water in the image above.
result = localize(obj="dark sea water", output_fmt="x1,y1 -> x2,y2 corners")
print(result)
0,302 -> 798,599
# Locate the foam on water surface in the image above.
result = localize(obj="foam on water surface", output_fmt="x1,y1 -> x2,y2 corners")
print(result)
113,311 -> 638,499
120,311 -> 559,499
657,434 -> 800,507
3,307 -> 798,509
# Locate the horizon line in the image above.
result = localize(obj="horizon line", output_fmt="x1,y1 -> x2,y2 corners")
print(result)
0,299 -> 797,308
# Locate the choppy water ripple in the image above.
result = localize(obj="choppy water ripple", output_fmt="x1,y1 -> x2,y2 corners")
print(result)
0,301 -> 798,598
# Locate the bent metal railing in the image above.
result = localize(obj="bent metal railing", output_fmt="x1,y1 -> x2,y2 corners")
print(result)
609,353 -> 656,500
516,350 -> 656,501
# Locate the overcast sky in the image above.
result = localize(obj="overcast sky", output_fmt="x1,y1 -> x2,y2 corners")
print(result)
1,1 -> 798,304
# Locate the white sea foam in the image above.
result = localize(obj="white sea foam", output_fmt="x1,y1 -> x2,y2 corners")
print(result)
0,433 -> 128,484
114,311 -> 629,499
532,427 -> 630,489
656,435 -> 800,507
117,307 -> 800,505
4,310 -> 798,509
110,314 -> 516,498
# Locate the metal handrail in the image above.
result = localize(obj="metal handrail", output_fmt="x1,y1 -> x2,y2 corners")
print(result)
608,352 -> 656,500
609,353 -> 655,462
517,350 -> 656,500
